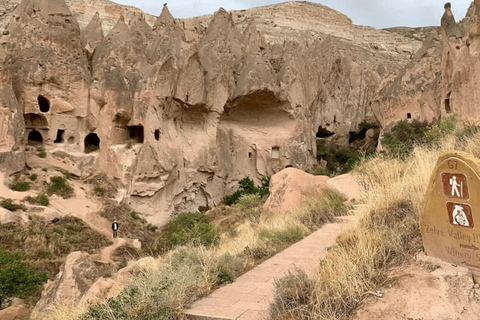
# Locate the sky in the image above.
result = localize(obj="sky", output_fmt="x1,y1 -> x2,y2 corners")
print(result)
112,0 -> 473,29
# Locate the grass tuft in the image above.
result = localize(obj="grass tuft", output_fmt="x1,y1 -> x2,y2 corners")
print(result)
46,176 -> 74,198
9,181 -> 31,192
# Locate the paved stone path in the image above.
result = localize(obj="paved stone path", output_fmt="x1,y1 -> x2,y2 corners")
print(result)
184,218 -> 350,320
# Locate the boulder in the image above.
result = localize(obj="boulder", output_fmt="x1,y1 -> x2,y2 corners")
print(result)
32,252 -> 101,317
263,168 -> 329,213
326,174 -> 361,201
0,301 -> 29,320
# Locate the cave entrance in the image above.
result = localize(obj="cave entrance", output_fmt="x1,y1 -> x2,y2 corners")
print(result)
27,130 -> 43,146
54,129 -> 65,143
127,126 -> 144,144
316,126 -> 335,138
84,133 -> 100,153
154,129 -> 160,141
38,95 -> 50,113
445,92 -> 452,114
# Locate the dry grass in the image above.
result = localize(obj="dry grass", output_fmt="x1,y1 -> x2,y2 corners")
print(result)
270,124 -> 480,319
46,185 -> 348,320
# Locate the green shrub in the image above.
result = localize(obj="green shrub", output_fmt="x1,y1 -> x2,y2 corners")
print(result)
25,193 -> 49,206
422,117 -> 456,147
9,181 -> 31,192
0,199 -> 25,211
37,147 -> 47,158
224,190 -> 243,206
224,176 -> 270,205
94,185 -> 105,196
382,120 -> 428,158
329,148 -> 362,173
166,212 -> 219,248
316,139 -> 328,159
28,174 -> 37,181
0,247 -> 48,309
146,224 -> 158,232
46,176 -> 74,198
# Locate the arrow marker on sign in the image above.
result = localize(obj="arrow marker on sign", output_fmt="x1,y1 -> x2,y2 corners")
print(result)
460,244 -> 479,251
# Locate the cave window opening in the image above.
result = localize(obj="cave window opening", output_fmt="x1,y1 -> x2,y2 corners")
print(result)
127,126 -> 144,144
68,136 -> 75,144
27,130 -> 43,146
272,146 -> 280,159
54,129 -> 65,143
84,133 -> 100,153
316,126 -> 335,138
38,95 -> 50,113
248,152 -> 253,159
154,129 -> 160,141
407,113 -> 412,119
445,92 -> 452,114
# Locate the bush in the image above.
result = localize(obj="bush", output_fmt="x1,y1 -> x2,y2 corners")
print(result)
9,181 -> 31,192
46,176 -> 74,198
329,148 -> 362,173
224,190 -> 243,206
29,174 -> 37,181
422,117 -> 456,147
224,176 -> 270,205
25,193 -> 49,206
37,147 -> 47,158
0,199 -> 25,211
94,185 -> 105,196
0,247 -> 47,309
382,120 -> 428,158
166,212 -> 219,248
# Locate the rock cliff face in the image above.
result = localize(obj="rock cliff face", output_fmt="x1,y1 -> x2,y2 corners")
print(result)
440,1 -> 480,121
0,0 -> 438,225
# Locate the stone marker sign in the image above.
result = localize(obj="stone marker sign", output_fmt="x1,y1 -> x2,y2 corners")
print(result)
421,151 -> 480,271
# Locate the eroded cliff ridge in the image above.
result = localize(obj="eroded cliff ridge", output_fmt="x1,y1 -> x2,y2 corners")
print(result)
0,0 -> 441,225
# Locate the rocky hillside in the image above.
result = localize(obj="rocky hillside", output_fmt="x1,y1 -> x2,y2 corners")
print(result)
0,0 -> 447,227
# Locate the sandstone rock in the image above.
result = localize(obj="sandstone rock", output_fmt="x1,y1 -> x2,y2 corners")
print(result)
0,301 -> 29,320
81,11 -> 103,52
32,252 -> 101,317
326,174 -> 361,201
354,253 -> 480,320
0,0 -> 437,226
0,207 -> 21,224
81,256 -> 153,304
263,168 -> 329,213
372,30 -> 442,129
440,1 -> 480,121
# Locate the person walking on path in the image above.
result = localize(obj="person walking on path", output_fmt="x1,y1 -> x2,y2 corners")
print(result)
112,220 -> 119,238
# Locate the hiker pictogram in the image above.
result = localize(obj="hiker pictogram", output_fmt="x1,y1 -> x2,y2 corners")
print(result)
442,173 -> 469,199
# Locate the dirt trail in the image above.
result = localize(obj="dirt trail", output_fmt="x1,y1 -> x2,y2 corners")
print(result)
48,179 -> 128,264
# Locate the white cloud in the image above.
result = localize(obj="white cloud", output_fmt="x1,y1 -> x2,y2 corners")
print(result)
112,0 -> 473,29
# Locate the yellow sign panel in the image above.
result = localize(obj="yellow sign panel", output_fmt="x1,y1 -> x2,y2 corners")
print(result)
421,151 -> 480,271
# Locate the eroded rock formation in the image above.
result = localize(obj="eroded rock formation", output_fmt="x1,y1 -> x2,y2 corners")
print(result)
439,1 -> 480,120
0,0 -> 439,225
